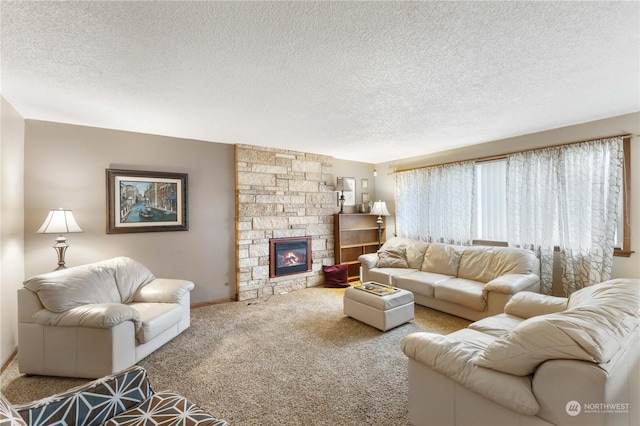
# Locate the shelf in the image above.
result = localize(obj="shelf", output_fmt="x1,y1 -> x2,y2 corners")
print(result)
334,213 -> 385,281
341,242 -> 380,249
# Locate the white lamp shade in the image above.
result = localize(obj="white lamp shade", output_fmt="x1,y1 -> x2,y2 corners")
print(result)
370,201 -> 390,216
335,178 -> 353,192
37,209 -> 83,234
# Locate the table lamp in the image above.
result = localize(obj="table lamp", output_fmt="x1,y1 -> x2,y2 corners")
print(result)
370,200 -> 390,248
335,178 -> 353,214
37,208 -> 83,270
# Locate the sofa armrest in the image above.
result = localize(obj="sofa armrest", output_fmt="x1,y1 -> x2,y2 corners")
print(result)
134,279 -> 195,303
401,332 -> 539,415
504,292 -> 568,319
13,366 -> 153,426
358,253 -> 379,269
32,303 -> 141,330
484,273 -> 540,294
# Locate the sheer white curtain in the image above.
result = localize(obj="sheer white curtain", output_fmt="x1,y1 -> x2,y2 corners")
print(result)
396,161 -> 476,245
507,137 -> 624,295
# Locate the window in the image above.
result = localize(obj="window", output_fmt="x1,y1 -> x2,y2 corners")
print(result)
397,136 -> 631,257
475,159 -> 507,242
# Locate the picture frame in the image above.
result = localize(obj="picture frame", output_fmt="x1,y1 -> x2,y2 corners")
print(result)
362,192 -> 370,203
106,169 -> 188,234
361,178 -> 368,189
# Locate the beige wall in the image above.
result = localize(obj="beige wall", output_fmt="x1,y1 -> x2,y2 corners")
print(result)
374,113 -> 640,293
24,121 -> 236,304
332,158 -> 377,213
1,97 -> 25,366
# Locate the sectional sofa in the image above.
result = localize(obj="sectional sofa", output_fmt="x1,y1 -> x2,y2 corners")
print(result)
359,237 -> 541,321
401,278 -> 640,426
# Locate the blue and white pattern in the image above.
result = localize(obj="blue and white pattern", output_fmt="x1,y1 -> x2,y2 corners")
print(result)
14,367 -> 151,426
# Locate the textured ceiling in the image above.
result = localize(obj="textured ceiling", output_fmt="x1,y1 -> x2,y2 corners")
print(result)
1,1 -> 639,163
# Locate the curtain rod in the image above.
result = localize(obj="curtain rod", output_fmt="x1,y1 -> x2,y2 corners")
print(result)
393,133 -> 636,174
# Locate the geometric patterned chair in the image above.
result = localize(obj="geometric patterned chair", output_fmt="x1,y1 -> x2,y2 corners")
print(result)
0,366 -> 228,426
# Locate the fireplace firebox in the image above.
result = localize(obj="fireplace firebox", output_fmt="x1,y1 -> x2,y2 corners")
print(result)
269,236 -> 312,278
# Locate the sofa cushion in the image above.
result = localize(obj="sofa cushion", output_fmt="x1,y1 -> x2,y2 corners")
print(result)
367,268 -> 418,286
379,237 -> 429,270
24,265 -> 122,313
468,314 -> 524,337
504,292 -> 567,319
377,246 -> 409,268
103,391 -> 229,426
134,279 -> 195,303
23,257 -> 155,313
129,303 -> 183,344
109,257 -> 157,303
489,247 -> 539,276
434,278 -> 486,311
567,278 -> 640,315
476,300 -> 639,376
32,303 -> 142,330
395,271 -> 453,298
322,264 -> 349,288
457,247 -> 496,283
420,243 -> 465,276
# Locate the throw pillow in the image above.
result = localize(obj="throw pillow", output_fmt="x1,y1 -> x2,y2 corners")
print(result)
377,246 -> 409,268
322,264 -> 349,288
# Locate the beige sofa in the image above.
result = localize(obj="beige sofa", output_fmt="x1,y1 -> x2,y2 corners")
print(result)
359,237 -> 540,321
401,278 -> 640,426
18,257 -> 194,378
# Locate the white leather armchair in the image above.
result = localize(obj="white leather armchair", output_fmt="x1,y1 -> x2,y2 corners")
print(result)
18,257 -> 194,379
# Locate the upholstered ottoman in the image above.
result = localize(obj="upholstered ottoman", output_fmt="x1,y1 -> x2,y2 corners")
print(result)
343,284 -> 414,331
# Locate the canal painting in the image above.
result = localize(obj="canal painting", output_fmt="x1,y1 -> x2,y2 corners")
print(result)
106,169 -> 188,233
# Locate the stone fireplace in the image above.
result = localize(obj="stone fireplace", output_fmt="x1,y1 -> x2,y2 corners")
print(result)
235,144 -> 335,301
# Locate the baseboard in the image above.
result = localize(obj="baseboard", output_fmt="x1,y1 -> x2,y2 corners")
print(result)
191,297 -> 233,309
1,348 -> 17,374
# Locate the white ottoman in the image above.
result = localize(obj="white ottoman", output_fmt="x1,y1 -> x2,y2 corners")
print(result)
343,284 -> 414,331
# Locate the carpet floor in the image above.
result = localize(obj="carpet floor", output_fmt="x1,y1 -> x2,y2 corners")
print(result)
1,286 -> 470,425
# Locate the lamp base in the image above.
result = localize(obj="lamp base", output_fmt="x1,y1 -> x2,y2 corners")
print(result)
53,235 -> 69,270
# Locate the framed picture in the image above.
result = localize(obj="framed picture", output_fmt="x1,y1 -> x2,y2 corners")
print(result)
362,192 -> 370,203
106,169 -> 188,234
361,178 -> 368,189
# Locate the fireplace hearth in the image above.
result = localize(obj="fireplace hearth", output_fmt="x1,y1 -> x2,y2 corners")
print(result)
269,236 -> 312,278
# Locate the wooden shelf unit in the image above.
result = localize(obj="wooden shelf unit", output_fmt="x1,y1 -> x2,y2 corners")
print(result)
334,213 -> 385,282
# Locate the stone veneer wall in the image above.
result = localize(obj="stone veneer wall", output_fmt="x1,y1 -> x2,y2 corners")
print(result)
235,144 -> 336,301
